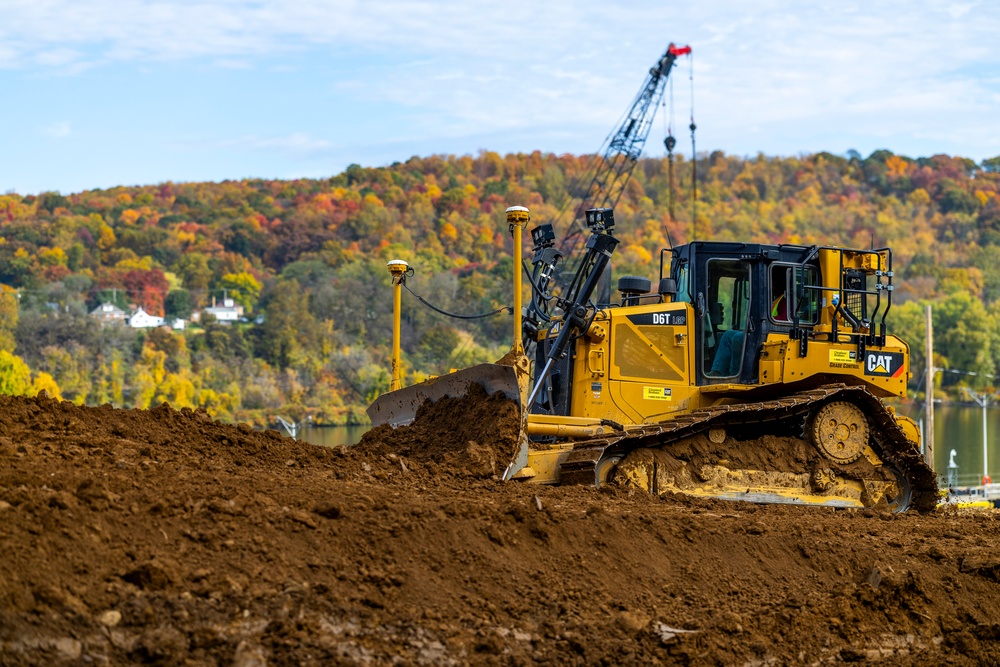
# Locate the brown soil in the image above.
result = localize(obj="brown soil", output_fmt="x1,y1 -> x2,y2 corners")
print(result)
624,430 -> 885,487
355,383 -> 522,479
3,393 -> 1000,666
659,431 -> 816,474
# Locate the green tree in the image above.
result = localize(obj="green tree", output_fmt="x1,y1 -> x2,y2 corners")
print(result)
164,289 -> 193,320
176,253 -> 213,294
260,279 -> 318,370
0,350 -> 31,396
892,301 -> 929,392
418,325 -> 460,372
220,272 -> 262,313
934,291 -> 994,387
0,290 -> 18,352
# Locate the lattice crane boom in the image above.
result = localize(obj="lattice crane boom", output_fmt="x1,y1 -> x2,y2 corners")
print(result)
522,42 -> 690,347
557,43 -> 691,259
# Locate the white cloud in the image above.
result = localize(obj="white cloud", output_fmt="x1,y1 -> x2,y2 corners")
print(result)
34,47 -> 85,67
3,0 -> 1000,165
211,58 -> 253,70
41,121 -> 71,138
0,0 -> 580,68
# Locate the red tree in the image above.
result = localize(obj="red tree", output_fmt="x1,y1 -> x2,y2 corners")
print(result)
123,269 -> 169,316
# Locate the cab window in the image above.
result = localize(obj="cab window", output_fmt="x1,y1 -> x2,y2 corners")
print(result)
674,263 -> 691,303
769,264 -> 819,325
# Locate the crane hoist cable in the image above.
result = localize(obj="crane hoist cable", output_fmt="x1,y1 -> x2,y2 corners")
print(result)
689,50 -> 697,241
665,71 -> 677,227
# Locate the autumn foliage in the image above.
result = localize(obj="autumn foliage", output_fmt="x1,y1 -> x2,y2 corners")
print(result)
1,149 -> 999,421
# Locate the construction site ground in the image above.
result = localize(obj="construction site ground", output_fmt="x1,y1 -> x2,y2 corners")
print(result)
2,392 -> 1000,666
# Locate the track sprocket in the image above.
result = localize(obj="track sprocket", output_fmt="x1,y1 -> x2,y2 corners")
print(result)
810,401 -> 868,465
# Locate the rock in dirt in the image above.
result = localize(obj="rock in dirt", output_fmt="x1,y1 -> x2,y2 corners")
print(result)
53,637 -> 82,660
233,640 -> 268,667
98,609 -> 123,627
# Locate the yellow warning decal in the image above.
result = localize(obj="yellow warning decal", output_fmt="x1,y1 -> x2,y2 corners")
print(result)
643,386 -> 672,401
829,349 -> 856,364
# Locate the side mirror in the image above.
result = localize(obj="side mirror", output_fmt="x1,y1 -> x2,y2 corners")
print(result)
617,275 -> 652,306
657,278 -> 677,298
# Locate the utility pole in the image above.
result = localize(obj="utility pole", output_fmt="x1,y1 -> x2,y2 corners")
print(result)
963,387 -> 996,485
925,305 -> 934,470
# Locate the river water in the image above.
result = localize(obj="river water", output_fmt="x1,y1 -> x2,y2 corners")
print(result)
298,425 -> 371,449
297,404 -> 1000,486
923,404 -> 1000,486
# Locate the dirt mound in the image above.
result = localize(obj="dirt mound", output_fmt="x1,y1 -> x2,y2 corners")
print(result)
2,394 -> 1000,665
0,392 -> 337,471
356,383 -> 522,478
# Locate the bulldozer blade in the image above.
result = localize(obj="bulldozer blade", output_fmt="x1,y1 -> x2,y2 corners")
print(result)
366,360 -> 531,480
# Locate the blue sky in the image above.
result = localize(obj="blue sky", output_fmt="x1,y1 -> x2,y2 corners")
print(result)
2,0 -> 999,194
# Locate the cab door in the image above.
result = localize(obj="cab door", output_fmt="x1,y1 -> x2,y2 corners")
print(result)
695,256 -> 753,385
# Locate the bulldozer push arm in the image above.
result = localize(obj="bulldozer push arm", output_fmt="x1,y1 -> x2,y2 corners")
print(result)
527,208 -> 619,409
369,208 -> 620,480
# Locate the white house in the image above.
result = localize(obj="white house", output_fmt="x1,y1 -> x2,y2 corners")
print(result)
90,302 -> 127,325
195,297 -> 243,323
170,318 -> 186,331
128,307 -> 165,329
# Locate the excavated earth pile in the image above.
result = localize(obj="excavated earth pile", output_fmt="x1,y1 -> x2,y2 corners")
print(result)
355,383 -> 522,479
2,393 -> 1000,666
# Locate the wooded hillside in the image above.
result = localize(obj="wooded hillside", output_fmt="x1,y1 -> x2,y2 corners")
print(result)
2,149 -> 999,423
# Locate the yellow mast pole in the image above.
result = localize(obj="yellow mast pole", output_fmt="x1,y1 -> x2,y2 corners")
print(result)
925,304 -> 934,470
386,259 -> 410,391
506,206 -> 530,354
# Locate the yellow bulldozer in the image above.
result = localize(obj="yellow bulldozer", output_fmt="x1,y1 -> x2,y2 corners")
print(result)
369,206 -> 937,512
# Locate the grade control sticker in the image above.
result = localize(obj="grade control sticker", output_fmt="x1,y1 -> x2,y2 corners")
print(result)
829,349 -> 861,369
643,386 -> 672,401
829,349 -> 857,364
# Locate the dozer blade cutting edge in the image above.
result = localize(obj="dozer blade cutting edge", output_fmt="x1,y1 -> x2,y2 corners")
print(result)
366,358 -> 532,480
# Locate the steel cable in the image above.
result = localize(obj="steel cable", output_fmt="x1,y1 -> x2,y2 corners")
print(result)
401,283 -> 511,320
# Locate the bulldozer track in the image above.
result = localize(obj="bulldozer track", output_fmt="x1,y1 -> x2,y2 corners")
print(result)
557,383 -> 938,512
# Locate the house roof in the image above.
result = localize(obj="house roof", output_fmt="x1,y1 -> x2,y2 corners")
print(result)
91,302 -> 125,314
